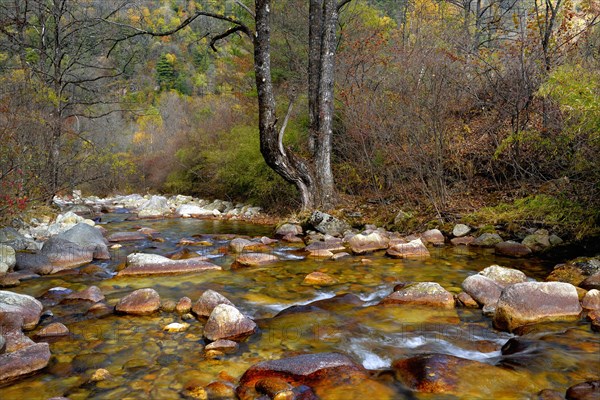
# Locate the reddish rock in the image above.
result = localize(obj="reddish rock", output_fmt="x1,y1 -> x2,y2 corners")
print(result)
115,288 -> 161,315
462,274 -> 503,308
175,296 -> 192,314
118,253 -> 221,276
566,380 -> 600,400
386,239 -> 430,258
203,304 -> 256,341
306,249 -> 334,259
232,253 -> 278,268
282,233 -> 304,243
229,238 -> 253,253
192,290 -> 234,317
493,282 -> 582,332
451,236 -> 474,246
456,292 -> 479,308
302,271 -> 337,286
0,342 -> 51,385
107,231 -> 148,242
0,290 -> 43,330
34,322 -> 69,338
63,285 -> 104,303
495,241 -> 532,258
421,229 -> 445,246
275,223 -> 303,238
205,339 -> 239,354
348,232 -> 389,255
380,282 -> 455,308
236,352 -> 367,400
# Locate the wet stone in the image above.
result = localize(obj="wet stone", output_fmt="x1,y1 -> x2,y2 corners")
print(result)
63,285 -> 105,303
34,322 -> 69,339
203,304 -> 256,341
192,290 -> 234,318
566,380 -> 600,400
115,288 -> 161,315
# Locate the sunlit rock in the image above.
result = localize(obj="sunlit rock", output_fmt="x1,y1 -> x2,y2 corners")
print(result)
115,288 -> 161,315
192,290 -> 234,318
203,304 -> 256,341
380,282 -> 455,308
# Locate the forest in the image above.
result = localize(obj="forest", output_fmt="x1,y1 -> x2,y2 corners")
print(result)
1,0 -> 599,237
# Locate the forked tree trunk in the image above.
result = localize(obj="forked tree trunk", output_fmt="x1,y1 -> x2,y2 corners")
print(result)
254,0 -> 338,211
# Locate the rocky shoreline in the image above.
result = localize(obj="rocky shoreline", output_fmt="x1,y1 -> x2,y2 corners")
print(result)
0,193 -> 598,398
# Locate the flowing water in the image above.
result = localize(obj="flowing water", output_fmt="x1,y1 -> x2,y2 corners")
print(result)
0,216 -> 598,399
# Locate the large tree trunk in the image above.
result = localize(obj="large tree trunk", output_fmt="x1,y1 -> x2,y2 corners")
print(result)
254,0 -> 338,211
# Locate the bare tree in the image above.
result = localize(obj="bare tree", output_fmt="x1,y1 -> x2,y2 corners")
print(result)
110,0 -> 353,210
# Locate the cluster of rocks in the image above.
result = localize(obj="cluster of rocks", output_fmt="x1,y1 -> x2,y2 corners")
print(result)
54,192 -> 263,220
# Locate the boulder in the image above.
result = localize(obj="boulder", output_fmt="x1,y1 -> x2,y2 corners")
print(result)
451,236 -> 475,246
175,297 -> 192,314
566,381 -> 600,400
229,238 -> 253,253
232,253 -> 278,268
348,232 -> 389,254
493,282 -> 582,332
462,275 -> 504,308
547,257 -> 600,286
456,292 -> 479,308
470,233 -> 503,247
380,282 -> 455,308
386,238 -> 430,258
302,272 -> 337,286
0,245 -> 16,273
192,290 -> 234,318
137,195 -> 170,218
63,286 -> 105,303
495,241 -> 532,258
308,211 -> 351,237
175,204 -> 213,217
275,223 -> 303,238
522,231 -> 551,252
57,223 -> 110,260
581,289 -> 600,311
581,273 -> 600,291
236,352 -> 367,400
107,231 -> 148,242
480,265 -> 528,286
14,252 -> 54,275
421,229 -> 445,246
203,304 -> 256,341
0,290 -> 43,330
0,342 -> 51,385
40,237 -> 94,271
118,253 -> 221,276
0,227 -> 30,251
115,288 -> 161,315
452,224 -> 471,237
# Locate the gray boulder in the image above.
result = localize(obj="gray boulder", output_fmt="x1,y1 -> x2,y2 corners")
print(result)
57,223 -> 110,260
471,233 -> 503,247
40,237 -> 94,271
137,195 -> 170,218
0,245 -> 16,274
0,228 -> 29,251
308,211 -> 351,237
0,290 -> 43,330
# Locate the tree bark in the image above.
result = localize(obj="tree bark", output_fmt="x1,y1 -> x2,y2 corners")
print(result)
254,0 -> 339,210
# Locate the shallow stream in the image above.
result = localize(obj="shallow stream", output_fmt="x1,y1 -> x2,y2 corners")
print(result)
1,216 -> 598,399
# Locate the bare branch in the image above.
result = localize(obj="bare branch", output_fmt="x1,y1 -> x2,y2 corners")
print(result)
337,0 -> 355,12
210,25 -> 247,51
278,92 -> 297,155
235,0 -> 255,18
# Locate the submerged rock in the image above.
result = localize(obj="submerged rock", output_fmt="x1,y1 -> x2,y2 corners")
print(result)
302,271 -> 338,286
470,233 -> 503,247
107,231 -> 148,242
232,253 -> 278,268
63,285 -> 105,303
118,253 -> 221,276
493,282 -> 582,332
203,304 -> 256,341
34,322 -> 69,338
380,282 -> 455,308
115,288 -> 161,315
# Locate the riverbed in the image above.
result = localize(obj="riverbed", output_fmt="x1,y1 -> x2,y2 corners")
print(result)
0,215 -> 598,399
